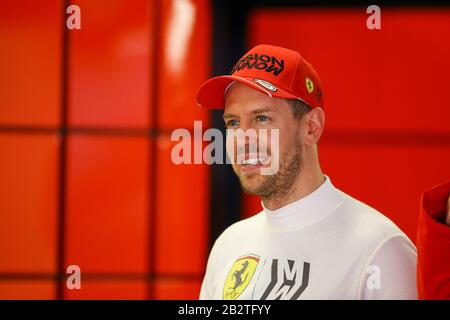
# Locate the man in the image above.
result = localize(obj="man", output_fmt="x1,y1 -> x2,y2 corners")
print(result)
196,44 -> 417,299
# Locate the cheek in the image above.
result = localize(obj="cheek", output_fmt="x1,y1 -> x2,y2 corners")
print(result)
225,133 -> 235,158
277,139 -> 290,159
226,133 -> 244,163
266,128 -> 290,153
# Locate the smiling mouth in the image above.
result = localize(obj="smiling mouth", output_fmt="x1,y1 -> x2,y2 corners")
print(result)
241,156 -> 268,167
237,154 -> 271,175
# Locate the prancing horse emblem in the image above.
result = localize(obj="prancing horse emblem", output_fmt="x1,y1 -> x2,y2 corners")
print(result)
223,255 -> 260,300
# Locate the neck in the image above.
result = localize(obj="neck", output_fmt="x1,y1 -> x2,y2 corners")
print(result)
262,161 -> 324,211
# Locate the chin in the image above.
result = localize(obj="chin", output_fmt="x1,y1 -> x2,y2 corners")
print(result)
239,176 -> 265,195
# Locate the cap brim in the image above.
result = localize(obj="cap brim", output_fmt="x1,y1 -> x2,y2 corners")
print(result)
196,75 -> 298,109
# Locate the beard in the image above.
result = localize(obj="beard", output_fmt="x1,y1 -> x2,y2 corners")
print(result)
234,140 -> 303,201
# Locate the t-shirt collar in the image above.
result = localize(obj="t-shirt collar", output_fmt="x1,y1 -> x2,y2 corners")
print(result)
262,175 -> 347,231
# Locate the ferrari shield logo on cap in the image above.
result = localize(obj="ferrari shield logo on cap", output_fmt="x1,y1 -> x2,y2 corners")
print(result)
223,255 -> 260,300
254,78 -> 277,92
305,77 -> 314,93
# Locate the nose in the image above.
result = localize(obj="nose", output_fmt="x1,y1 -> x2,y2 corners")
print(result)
229,132 -> 261,157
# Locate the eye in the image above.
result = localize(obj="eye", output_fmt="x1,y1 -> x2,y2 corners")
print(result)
256,115 -> 270,123
226,119 -> 240,128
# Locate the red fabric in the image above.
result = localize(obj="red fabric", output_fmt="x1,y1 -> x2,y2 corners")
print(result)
417,180 -> 450,299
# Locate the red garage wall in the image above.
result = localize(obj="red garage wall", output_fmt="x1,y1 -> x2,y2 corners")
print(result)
0,0 -> 211,299
242,8 -> 450,242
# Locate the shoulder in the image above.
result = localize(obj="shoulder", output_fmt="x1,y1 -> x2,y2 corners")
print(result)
214,211 -> 265,246
334,190 -> 415,249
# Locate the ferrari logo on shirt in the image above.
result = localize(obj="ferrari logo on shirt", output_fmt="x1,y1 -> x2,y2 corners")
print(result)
223,255 -> 260,300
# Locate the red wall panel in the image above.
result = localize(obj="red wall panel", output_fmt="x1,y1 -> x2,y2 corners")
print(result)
68,0 -> 152,128
154,279 -> 202,300
0,134 -> 59,273
157,0 -> 211,130
65,135 -> 150,274
0,1 -> 62,126
155,135 -> 209,275
64,280 -> 147,300
153,0 -> 211,279
0,281 -> 55,299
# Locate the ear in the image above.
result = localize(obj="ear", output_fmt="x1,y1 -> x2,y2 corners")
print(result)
303,107 -> 325,147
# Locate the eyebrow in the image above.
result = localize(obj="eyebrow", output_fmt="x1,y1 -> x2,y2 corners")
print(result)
251,107 -> 272,114
223,107 -> 272,120
223,113 -> 237,119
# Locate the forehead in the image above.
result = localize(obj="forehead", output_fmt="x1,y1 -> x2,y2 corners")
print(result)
224,82 -> 288,115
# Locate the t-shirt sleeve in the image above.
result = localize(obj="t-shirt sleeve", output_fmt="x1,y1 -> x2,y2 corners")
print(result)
417,180 -> 450,299
359,235 -> 417,300
199,236 -> 223,300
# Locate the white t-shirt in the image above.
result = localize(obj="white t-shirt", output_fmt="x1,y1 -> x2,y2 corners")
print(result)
200,175 -> 417,300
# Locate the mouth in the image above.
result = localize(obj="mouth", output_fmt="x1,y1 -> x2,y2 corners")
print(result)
238,155 -> 269,174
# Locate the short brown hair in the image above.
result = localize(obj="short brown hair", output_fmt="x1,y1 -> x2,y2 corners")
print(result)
287,99 -> 312,119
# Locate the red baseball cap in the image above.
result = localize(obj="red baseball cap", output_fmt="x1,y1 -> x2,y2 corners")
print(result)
196,44 -> 324,109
